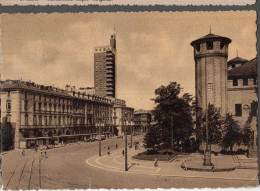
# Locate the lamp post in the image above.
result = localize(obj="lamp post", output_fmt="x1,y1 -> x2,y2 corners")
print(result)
98,120 -> 102,157
124,119 -> 128,171
130,121 -> 133,148
203,63 -> 212,166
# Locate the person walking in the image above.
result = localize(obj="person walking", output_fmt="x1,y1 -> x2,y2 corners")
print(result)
107,146 -> 110,155
44,151 -> 47,158
21,149 -> 25,156
122,149 -> 125,157
115,143 -> 118,149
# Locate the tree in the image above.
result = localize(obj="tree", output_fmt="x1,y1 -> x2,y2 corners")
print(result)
152,82 -> 193,151
143,124 -> 161,153
222,114 -> 242,152
195,104 -> 223,150
207,104 -> 223,145
242,100 -> 257,149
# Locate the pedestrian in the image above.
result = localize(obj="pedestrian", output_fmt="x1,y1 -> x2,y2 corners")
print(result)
44,151 -> 47,158
154,158 -> 158,167
22,149 -> 25,156
122,149 -> 125,157
115,143 -> 118,149
247,149 -> 249,158
135,144 -> 137,150
40,151 -> 43,157
107,146 -> 110,155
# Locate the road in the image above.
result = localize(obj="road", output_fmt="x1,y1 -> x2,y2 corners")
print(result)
2,136 -> 259,189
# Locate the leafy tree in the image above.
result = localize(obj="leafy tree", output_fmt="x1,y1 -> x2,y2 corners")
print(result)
195,104 -> 223,149
207,104 -> 223,145
222,114 -> 242,152
151,82 -> 193,151
143,124 -> 161,152
242,100 -> 257,149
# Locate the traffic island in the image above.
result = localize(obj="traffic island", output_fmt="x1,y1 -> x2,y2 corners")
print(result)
181,158 -> 236,172
132,151 -> 177,162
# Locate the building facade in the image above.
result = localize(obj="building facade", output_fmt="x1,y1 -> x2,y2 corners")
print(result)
111,98 -> 135,136
133,110 -> 152,133
0,80 -> 115,149
227,57 -> 258,147
94,34 -> 116,98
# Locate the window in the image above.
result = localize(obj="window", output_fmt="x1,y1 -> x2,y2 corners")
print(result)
39,115 -> 42,126
251,102 -> 257,117
6,100 -> 11,113
33,115 -> 37,126
243,78 -> 248,86
38,103 -> 42,111
49,116 -> 52,125
25,114 -> 28,126
33,102 -> 36,111
233,79 -> 238,86
235,104 -> 242,117
206,41 -> 213,50
220,41 -> 225,49
195,44 -> 200,52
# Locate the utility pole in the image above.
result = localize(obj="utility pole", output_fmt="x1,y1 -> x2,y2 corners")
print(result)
170,115 -> 174,150
124,119 -> 128,171
203,60 -> 211,166
98,121 -> 101,157
130,121 -> 133,148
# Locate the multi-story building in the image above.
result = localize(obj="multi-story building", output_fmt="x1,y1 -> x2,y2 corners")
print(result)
0,80 -> 114,149
94,34 -> 116,98
133,110 -> 152,133
227,57 -> 257,147
110,98 -> 134,136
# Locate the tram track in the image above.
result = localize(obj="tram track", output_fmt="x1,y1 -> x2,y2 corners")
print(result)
16,159 -> 29,189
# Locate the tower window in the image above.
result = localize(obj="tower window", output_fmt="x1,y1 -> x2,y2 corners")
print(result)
195,44 -> 200,52
206,41 -> 213,50
235,104 -> 242,117
220,41 -> 225,49
243,78 -> 248,86
233,79 -> 238,86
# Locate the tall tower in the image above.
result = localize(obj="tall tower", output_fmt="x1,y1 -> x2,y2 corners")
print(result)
94,34 -> 116,98
191,33 -> 231,115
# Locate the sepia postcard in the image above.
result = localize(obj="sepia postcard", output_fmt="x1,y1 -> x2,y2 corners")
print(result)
0,1 -> 259,190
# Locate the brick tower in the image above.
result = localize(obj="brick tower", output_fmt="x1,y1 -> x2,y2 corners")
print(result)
191,33 -> 232,115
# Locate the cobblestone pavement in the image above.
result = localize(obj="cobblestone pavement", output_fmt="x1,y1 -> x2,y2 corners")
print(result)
2,136 -> 259,189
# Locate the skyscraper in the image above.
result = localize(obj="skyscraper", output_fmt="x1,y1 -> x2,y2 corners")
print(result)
94,34 -> 116,98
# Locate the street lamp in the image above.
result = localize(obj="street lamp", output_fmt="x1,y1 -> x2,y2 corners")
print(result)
98,120 -> 102,157
130,121 -> 134,148
203,65 -> 212,166
124,119 -> 128,171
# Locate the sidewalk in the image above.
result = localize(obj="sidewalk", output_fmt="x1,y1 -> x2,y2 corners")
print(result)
86,147 -> 258,181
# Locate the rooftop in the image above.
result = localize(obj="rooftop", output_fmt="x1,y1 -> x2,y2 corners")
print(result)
0,80 -> 112,105
191,33 -> 232,46
228,56 -> 249,66
228,58 -> 257,78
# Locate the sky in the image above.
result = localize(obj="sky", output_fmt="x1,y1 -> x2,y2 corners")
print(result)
0,11 -> 257,110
